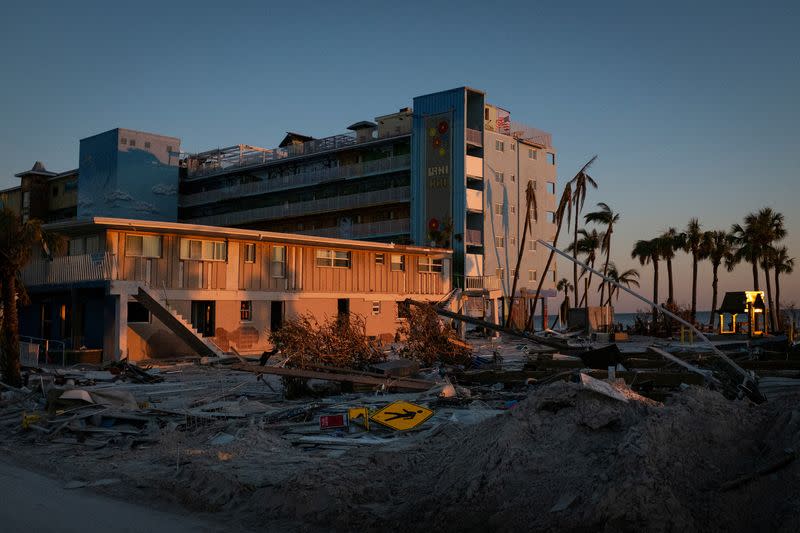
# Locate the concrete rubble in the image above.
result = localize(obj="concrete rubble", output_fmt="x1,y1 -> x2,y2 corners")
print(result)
2,332 -> 800,532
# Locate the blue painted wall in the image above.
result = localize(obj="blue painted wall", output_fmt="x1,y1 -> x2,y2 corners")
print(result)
78,128 -> 180,221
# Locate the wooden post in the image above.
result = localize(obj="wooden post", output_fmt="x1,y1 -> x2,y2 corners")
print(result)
541,297 -> 548,331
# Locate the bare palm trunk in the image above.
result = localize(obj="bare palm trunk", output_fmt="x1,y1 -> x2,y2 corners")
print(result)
763,266 -> 775,332
572,223 -> 579,308
652,260 -> 660,324
1,274 -> 22,388
599,242 -> 611,307
529,229 -> 565,332
666,258 -> 674,305
690,254 -> 698,323
775,269 -> 782,331
751,261 -> 759,291
505,206 -> 532,329
709,262 -> 720,327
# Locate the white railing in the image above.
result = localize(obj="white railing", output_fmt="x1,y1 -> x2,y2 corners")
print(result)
456,275 -> 500,291
294,218 -> 410,239
21,252 -> 118,286
466,128 -> 483,146
186,186 -> 410,227
185,124 -> 412,179
509,121 -> 552,148
180,154 -> 411,207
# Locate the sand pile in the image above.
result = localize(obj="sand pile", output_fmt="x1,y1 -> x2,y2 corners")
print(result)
248,381 -> 800,532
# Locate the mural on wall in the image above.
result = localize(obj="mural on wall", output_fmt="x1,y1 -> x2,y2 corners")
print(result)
78,129 -> 180,221
424,112 -> 453,247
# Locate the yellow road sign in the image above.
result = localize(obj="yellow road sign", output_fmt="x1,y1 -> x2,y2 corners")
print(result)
370,400 -> 434,431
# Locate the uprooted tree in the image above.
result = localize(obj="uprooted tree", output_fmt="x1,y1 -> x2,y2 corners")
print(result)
268,312 -> 386,370
397,303 -> 472,366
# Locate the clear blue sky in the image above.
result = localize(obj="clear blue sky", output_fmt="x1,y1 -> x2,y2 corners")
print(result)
1,0 -> 798,312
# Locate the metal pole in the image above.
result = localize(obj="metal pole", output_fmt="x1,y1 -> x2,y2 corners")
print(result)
536,239 -> 753,384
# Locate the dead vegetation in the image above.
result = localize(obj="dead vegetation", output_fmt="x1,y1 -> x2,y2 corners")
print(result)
397,303 -> 472,366
268,313 -> 386,370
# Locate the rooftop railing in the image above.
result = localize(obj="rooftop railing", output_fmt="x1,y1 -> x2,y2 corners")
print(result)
180,154 -> 411,208
509,121 -> 553,148
293,218 -> 410,240
184,123 -> 412,180
185,186 -> 411,228
22,252 -> 118,286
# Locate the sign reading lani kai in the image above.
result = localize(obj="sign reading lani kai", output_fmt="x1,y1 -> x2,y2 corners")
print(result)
424,112 -> 453,239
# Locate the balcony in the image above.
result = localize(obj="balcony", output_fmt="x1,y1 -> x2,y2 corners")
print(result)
294,218 -> 410,240
455,275 -> 500,291
509,121 -> 552,149
22,252 -> 118,286
465,228 -> 483,245
466,155 -> 483,178
185,123 -> 413,180
466,128 -> 483,147
466,189 -> 483,212
180,154 -> 411,208
185,186 -> 411,227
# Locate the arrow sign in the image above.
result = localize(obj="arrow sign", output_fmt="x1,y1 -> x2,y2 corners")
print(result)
369,400 -> 434,431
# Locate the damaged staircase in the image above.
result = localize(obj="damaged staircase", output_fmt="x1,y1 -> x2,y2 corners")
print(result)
134,286 -> 229,360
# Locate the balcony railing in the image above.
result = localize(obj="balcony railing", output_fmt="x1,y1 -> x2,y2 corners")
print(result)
185,123 -> 413,179
509,121 -> 552,148
466,189 -> 483,212
294,218 -> 410,240
466,128 -> 483,146
185,186 -> 411,227
22,252 -> 118,286
465,228 -> 483,245
455,275 -> 500,291
180,155 -> 411,208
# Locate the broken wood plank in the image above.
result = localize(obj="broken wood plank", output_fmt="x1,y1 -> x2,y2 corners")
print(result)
230,364 -> 434,391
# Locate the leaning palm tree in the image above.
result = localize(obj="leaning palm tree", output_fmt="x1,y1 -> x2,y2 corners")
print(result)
700,230 -> 735,327
505,180 -> 537,329
773,245 -> 795,331
658,227 -> 683,306
556,277 -> 573,327
0,209 -> 61,387
568,155 -> 598,308
566,228 -> 602,307
602,262 -> 640,305
631,238 -> 661,323
527,181 -> 573,331
683,218 -> 703,322
584,202 -> 619,307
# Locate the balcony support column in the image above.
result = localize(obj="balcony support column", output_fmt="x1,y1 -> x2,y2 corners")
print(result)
103,293 -> 127,363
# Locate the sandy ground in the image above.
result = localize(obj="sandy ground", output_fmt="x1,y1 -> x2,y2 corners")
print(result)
0,459 -> 244,533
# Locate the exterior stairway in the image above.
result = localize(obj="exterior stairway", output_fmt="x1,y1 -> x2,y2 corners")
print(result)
438,288 -> 462,312
134,286 -> 228,359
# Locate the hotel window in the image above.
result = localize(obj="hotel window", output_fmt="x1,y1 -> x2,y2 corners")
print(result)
496,267 -> 505,280
244,243 -> 256,263
510,236 -> 517,247
179,238 -> 226,261
529,270 -> 537,282
418,257 -> 443,273
528,149 -> 537,159
375,253 -> 385,265
127,235 -> 162,258
510,205 -> 516,214
271,246 -> 286,277
120,138 -> 127,145
511,269 -> 517,278
494,171 -> 504,183
510,174 -> 516,182
547,182 -> 556,195
316,249 -> 351,268
495,236 -> 505,248
495,140 -> 505,152
144,141 -> 151,149
372,301 -> 381,315
240,301 -> 252,321
529,239 -> 537,251
547,152 -> 556,165
494,203 -> 503,215
391,254 -> 405,272
129,139 -> 136,147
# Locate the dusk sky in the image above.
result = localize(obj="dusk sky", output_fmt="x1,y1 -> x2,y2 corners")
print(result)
1,0 -> 798,313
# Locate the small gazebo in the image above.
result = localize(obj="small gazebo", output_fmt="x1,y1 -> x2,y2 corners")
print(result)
716,291 -> 767,337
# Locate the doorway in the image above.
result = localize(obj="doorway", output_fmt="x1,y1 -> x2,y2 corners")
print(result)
337,298 -> 350,322
270,301 -> 284,332
191,301 -> 215,337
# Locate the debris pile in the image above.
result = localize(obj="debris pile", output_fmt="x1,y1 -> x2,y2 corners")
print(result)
397,303 -> 472,366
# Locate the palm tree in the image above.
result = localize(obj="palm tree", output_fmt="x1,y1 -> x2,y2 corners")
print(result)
584,202 -> 619,308
755,208 -> 786,331
700,230 -> 735,327
658,228 -> 682,306
568,155 -> 598,308
556,277 -> 573,327
683,218 -> 703,322
566,228 -> 602,307
0,209 -> 61,387
505,181 -> 537,329
773,245 -> 795,331
528,180 -> 573,331
730,208 -> 785,296
631,238 -> 661,323
601,262 -> 640,305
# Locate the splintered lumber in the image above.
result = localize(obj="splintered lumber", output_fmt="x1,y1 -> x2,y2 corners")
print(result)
230,363 -> 434,391
647,346 -> 721,386
452,369 -> 705,387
